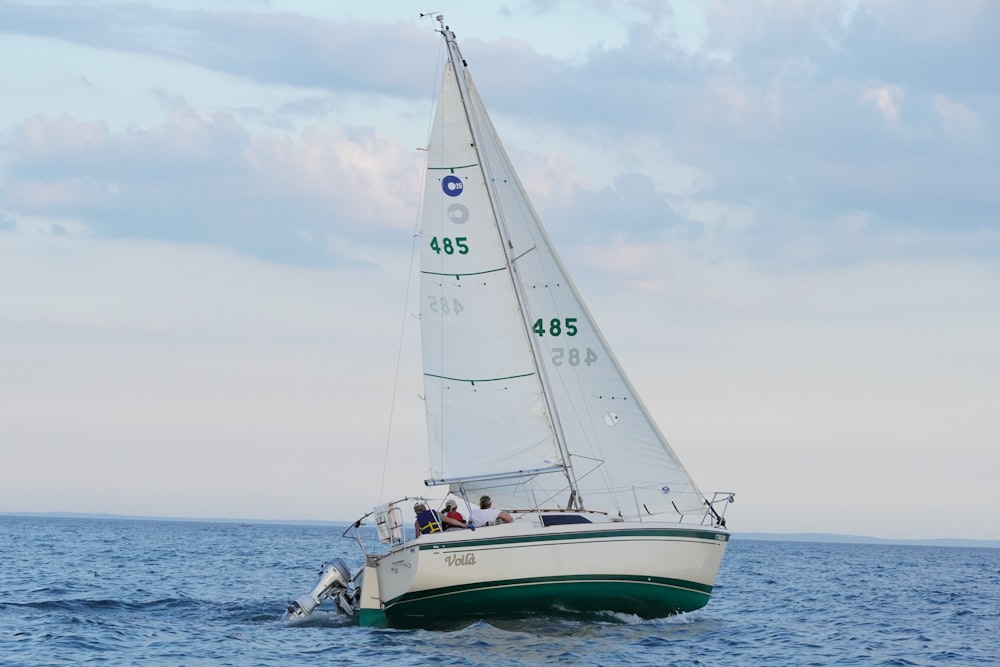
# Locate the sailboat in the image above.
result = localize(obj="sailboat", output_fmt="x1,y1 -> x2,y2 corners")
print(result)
287,17 -> 734,627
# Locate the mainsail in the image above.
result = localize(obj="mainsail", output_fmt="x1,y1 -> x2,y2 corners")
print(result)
420,27 -> 705,518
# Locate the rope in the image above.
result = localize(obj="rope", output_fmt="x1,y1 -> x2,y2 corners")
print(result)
377,33 -> 446,502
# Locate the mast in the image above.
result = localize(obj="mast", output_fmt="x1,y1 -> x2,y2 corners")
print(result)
435,18 -> 584,510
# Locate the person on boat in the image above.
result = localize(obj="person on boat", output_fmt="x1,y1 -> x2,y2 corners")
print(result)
442,499 -> 468,530
467,495 -> 513,528
413,502 -> 442,535
413,502 -> 465,536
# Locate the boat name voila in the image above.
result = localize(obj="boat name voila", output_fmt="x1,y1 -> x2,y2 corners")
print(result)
445,553 -> 477,567
285,15 -> 734,627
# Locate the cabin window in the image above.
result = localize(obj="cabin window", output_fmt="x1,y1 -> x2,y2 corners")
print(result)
540,514 -> 592,527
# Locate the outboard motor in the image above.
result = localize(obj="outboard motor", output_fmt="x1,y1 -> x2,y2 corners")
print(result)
286,558 -> 356,621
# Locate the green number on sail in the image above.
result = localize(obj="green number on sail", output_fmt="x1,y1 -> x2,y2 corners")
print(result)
532,317 -> 579,337
430,236 -> 471,255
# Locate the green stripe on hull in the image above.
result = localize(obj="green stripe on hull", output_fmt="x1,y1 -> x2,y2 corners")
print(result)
358,608 -> 387,627
419,527 -> 728,551
360,575 -> 712,627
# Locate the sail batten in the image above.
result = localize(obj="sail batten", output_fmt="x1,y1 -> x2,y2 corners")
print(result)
421,266 -> 508,277
423,372 -> 536,383
428,163 -> 479,171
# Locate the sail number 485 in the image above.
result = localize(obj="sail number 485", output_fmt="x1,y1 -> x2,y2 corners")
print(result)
430,236 -> 469,255
533,318 -> 577,337
552,347 -> 598,366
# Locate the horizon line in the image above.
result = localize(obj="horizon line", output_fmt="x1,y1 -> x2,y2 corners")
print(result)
2,511 -> 997,547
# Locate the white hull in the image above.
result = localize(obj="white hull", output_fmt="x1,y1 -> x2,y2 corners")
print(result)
358,517 -> 729,626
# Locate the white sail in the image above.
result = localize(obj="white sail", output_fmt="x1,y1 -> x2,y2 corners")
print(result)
420,60 -> 565,508
420,30 -> 705,517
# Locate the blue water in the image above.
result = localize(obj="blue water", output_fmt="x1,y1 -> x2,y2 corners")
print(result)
1,516 -> 997,666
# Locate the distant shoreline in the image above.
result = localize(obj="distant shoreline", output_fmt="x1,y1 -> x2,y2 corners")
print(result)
733,531 -> 999,549
0,511 -> 349,528
3,511 -> 997,548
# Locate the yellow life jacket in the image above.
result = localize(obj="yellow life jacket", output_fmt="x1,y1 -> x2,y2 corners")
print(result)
416,509 -> 443,534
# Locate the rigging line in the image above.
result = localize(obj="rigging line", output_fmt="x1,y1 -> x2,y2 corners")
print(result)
378,216 -> 422,504
424,371 -> 535,383
508,245 -> 537,264
378,31 -> 446,504
427,163 -> 478,171
420,265 -> 506,277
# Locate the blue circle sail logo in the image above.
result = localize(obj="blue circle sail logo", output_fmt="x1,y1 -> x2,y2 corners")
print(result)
442,175 -> 464,197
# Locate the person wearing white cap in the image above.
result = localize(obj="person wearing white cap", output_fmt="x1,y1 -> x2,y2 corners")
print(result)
442,499 -> 468,530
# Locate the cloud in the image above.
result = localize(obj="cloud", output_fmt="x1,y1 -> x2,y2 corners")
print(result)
3,0 -> 997,271
932,94 -> 985,138
863,83 -> 905,125
0,2 -> 437,97
467,2 -> 1000,270
843,0 -> 1000,95
2,104 -> 422,263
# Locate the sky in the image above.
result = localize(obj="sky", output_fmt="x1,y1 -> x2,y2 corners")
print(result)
1,0 -> 997,540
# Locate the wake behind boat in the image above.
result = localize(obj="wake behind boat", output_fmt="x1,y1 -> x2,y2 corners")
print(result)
287,17 -> 733,628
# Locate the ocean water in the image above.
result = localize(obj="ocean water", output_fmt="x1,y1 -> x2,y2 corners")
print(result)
1,516 -> 997,666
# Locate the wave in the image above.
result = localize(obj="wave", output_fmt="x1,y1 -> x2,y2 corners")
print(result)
4,597 -> 203,613
283,609 -> 356,629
